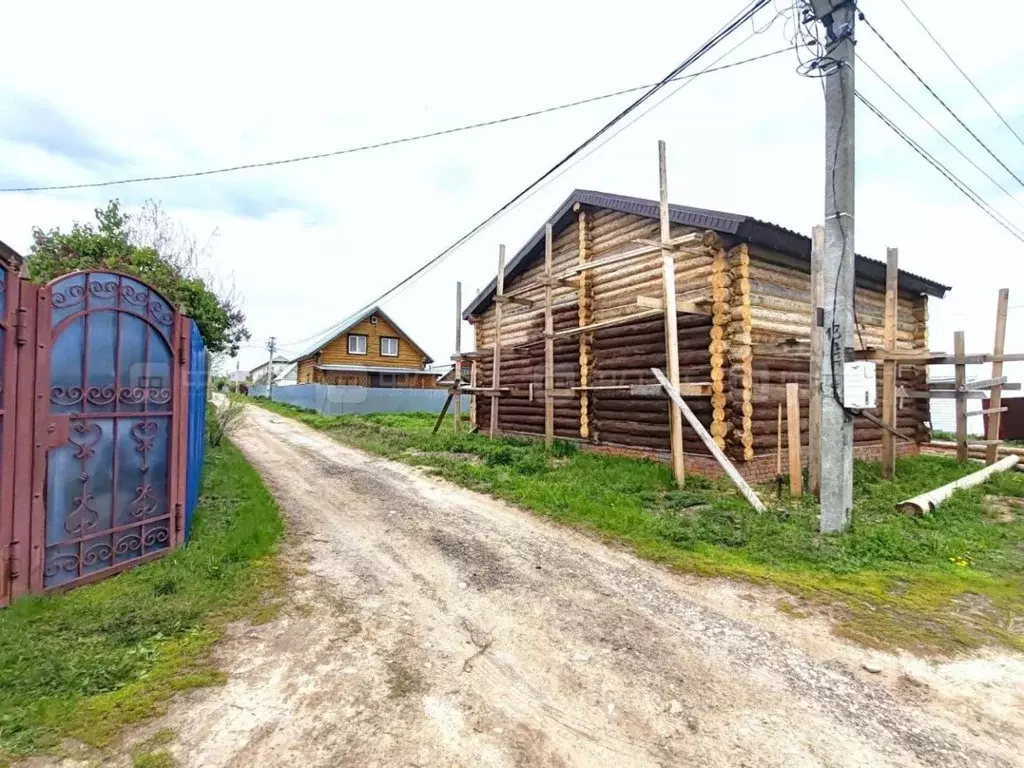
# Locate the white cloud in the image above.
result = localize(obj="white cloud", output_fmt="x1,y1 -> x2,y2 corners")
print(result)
0,0 -> 1021,380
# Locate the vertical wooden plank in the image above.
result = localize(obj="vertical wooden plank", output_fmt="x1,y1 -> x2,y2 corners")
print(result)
469,360 -> 478,429
659,140 -> 684,485
985,289 -> 1009,465
808,226 -> 824,496
544,224 -> 555,447
954,330 -> 967,462
10,282 -> 37,600
776,401 -> 783,487
786,383 -> 803,496
881,247 -> 899,478
454,281 -> 462,433
489,245 -> 505,439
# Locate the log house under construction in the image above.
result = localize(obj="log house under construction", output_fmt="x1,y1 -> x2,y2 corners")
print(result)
461,189 -> 950,481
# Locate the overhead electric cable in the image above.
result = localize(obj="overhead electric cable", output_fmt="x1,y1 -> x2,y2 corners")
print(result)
858,10 -> 1024,191
856,53 -> 1024,214
856,90 -> 1024,244
895,0 -> 1024,150
0,45 -> 789,195
279,0 -> 776,345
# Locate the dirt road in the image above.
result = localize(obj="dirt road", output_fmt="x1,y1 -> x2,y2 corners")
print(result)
150,403 -> 1023,767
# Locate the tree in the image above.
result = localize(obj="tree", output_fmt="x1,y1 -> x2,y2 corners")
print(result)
26,200 -> 250,355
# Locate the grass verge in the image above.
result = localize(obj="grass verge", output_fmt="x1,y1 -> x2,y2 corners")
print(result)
244,396 -> 1024,656
0,439 -> 284,764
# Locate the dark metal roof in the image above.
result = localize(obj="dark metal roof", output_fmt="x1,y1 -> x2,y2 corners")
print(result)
0,238 -> 24,271
463,189 -> 950,317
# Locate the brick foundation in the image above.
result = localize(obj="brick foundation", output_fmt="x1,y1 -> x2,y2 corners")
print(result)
494,429 -> 923,482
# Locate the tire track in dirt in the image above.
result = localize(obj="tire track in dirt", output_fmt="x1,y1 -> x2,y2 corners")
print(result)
115,402 -> 1022,768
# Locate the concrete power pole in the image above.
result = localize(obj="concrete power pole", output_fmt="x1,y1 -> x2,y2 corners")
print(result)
813,0 -> 856,533
266,336 -> 277,400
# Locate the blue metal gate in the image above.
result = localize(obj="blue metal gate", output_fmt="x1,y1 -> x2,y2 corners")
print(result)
35,271 -> 190,590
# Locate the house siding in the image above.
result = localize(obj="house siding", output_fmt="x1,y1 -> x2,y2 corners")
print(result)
295,312 -> 432,385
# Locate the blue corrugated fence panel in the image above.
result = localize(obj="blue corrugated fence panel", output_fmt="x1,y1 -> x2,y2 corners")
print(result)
251,384 -> 469,415
185,320 -> 208,542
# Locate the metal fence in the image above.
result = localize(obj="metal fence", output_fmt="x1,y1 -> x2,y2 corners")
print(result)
184,321 -> 208,542
250,383 -> 469,416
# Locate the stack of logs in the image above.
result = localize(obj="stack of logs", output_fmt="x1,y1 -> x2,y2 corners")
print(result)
475,304 -> 580,439
589,314 -> 713,452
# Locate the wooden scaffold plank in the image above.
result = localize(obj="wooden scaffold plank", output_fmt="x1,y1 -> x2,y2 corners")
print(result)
544,223 -> 555,447
986,288 -> 1009,465
954,330 -> 967,462
652,368 -> 766,513
454,281 -> 462,433
659,140 -> 685,485
881,246 -> 898,478
808,225 -> 824,495
786,382 -> 803,497
490,244 -> 505,439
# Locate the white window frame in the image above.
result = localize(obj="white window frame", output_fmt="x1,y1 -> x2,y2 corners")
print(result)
380,336 -> 399,357
348,334 -> 368,355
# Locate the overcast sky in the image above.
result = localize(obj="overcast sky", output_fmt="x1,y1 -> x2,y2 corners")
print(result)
2,0 -> 1022,428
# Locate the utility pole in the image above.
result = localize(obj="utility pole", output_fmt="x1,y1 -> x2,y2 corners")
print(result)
266,336 -> 277,400
812,0 -> 856,533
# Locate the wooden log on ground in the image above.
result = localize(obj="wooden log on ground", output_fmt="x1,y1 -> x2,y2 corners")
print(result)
897,455 -> 1020,515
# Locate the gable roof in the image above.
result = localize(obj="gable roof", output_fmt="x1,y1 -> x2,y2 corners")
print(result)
290,305 -> 434,364
464,189 -> 951,318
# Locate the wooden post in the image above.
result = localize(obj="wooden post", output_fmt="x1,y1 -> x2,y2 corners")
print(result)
985,289 -> 1009,465
786,382 -> 803,496
454,281 -> 462,433
490,245 -> 505,439
954,330 -> 967,462
659,140 -> 685,485
808,225 -> 824,495
544,223 -> 555,447
469,360 -> 478,428
776,402 -> 783,491
881,247 -> 899,478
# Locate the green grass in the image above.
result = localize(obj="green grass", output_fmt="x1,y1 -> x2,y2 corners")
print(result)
244,396 -> 1024,655
0,438 -> 284,763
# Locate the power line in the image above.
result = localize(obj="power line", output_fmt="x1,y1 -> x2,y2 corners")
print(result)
857,9 -> 1024,191
0,45 -> 790,195
856,53 -> 1024,214
895,0 -> 1024,150
279,0 -> 777,347
377,4 -> 793,310
856,90 -> 1024,244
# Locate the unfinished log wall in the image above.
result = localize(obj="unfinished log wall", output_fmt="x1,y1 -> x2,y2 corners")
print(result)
589,313 -> 714,453
472,209 -> 716,449
745,245 -> 930,458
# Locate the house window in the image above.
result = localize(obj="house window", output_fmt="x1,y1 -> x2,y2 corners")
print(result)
381,337 -> 399,357
348,334 -> 368,355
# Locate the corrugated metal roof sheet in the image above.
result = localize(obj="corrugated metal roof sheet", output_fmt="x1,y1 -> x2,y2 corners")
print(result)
463,189 -> 951,318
